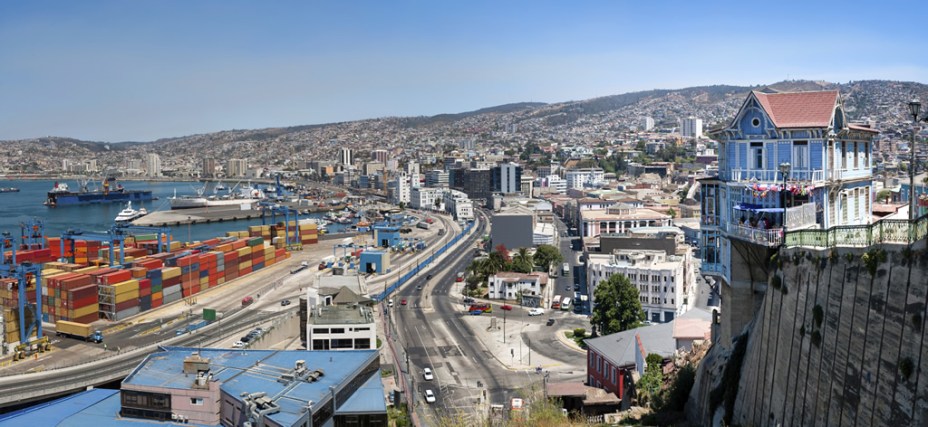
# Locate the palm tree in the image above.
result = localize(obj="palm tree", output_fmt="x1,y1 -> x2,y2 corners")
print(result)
512,248 -> 534,273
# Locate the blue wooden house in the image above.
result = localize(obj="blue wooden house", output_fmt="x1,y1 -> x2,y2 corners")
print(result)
700,90 -> 878,280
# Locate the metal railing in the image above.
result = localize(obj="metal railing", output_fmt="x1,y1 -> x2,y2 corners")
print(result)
785,215 -> 928,248
727,223 -> 784,247
729,168 -> 824,183
831,168 -> 871,181
785,203 -> 817,230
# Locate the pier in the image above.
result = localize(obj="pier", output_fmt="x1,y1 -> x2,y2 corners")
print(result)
130,206 -> 263,227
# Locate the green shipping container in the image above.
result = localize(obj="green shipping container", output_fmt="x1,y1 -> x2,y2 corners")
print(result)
203,308 -> 216,321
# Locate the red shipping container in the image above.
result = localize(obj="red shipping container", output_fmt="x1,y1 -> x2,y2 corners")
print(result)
151,298 -> 162,309
116,299 -> 137,311
60,275 -> 93,291
100,270 -> 132,285
240,266 -> 252,275
65,294 -> 98,309
73,313 -> 98,324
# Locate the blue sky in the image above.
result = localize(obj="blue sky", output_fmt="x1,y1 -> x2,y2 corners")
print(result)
1,1 -> 925,142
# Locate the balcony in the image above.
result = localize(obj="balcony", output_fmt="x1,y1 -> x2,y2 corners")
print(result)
730,168 -> 824,183
831,168 -> 871,181
726,222 -> 784,247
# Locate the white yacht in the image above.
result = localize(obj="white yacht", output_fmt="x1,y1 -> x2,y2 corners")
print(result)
114,201 -> 148,223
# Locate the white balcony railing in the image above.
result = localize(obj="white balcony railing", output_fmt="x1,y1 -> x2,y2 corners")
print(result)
730,168 -> 824,183
726,222 -> 784,246
831,168 -> 871,181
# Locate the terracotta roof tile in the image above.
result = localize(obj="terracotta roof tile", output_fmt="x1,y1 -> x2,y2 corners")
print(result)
753,90 -> 838,128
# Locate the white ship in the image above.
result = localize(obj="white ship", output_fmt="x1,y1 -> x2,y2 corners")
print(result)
114,201 -> 148,223
169,181 -> 265,210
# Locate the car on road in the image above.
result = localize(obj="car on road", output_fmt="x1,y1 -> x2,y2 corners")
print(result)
462,297 -> 474,304
388,299 -> 394,307
280,299 -> 291,306
423,367 -> 434,381
573,284 -> 581,291
232,341 -> 245,348
501,304 -> 513,311
241,335 -> 252,343
469,309 -> 483,315
528,308 -> 545,316
546,318 -> 556,326
564,285 -> 571,292
416,285 -> 422,290
401,299 -> 408,306
424,389 -> 436,403
426,274 -> 432,280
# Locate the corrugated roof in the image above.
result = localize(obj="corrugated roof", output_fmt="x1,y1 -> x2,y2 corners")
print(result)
752,90 -> 838,128
337,370 -> 388,414
0,388 -> 118,426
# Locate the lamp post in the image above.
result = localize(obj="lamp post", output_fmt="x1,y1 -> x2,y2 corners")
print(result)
779,162 -> 791,243
909,99 -> 922,220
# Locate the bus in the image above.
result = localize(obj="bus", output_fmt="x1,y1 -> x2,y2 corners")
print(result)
562,263 -> 570,276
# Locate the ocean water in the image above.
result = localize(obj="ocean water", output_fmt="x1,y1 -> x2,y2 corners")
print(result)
0,179 -> 353,244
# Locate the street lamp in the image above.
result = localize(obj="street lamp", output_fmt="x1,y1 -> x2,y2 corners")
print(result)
779,162 -> 791,242
909,99 -> 922,220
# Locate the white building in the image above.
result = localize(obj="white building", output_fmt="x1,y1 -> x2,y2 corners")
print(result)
487,272 -> 549,300
410,186 -> 444,210
227,158 -> 247,178
496,162 -> 522,194
682,117 -> 703,138
425,170 -> 449,188
579,205 -> 672,238
543,175 -> 568,193
390,174 -> 411,205
371,149 -> 389,164
146,153 -> 161,178
565,168 -> 605,190
339,148 -> 354,167
406,161 -> 420,187
587,248 -> 695,323
305,304 -> 377,351
443,189 -> 474,220
641,117 -> 655,132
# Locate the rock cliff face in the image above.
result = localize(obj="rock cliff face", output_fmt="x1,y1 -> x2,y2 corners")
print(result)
691,245 -> 928,426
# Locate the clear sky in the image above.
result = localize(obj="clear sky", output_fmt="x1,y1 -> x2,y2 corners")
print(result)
1,1 -> 925,142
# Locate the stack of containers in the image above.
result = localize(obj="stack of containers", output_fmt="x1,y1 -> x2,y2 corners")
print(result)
177,254 -> 200,297
138,278 -> 152,311
224,243 -> 240,281
146,268 -> 163,308
162,266 -> 182,304
238,243 -> 252,275
54,273 -> 95,323
1,278 -> 37,343
97,269 -> 132,319
46,237 -> 72,259
298,220 -> 319,246
112,279 -> 140,320
212,250 -> 225,286
250,237 -> 265,271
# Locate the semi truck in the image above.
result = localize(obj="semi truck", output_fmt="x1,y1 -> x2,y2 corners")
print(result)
55,320 -> 103,343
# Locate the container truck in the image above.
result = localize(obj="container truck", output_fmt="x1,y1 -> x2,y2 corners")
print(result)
55,320 -> 103,343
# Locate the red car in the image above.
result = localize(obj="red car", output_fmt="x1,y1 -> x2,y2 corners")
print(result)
401,299 -> 408,306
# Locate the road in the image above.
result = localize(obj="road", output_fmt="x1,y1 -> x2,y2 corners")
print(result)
553,214 -> 589,315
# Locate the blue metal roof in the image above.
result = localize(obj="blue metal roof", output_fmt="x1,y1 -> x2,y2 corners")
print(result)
336,370 -> 388,414
0,388 -> 117,426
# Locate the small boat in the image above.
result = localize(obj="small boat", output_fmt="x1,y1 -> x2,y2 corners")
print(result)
0,187 -> 19,193
115,201 -> 148,223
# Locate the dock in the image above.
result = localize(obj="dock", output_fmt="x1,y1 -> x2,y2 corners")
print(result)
131,207 -> 264,227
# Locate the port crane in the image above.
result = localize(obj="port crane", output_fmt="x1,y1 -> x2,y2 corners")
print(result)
0,219 -> 50,360
59,224 -> 171,267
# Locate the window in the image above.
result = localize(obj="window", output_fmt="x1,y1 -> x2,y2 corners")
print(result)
330,328 -> 345,334
313,328 -> 329,334
354,338 -> 372,349
752,117 -> 761,127
753,147 -> 764,169
355,327 -> 370,332
793,141 -> 809,170
190,398 -> 203,406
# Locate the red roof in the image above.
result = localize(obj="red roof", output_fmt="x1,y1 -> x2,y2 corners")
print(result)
752,90 -> 838,128
848,123 -> 880,134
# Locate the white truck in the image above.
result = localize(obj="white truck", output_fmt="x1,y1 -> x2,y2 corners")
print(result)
561,297 -> 571,311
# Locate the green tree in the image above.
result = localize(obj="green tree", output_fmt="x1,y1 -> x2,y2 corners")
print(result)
533,244 -> 564,273
876,189 -> 893,203
667,207 -> 677,218
638,353 -> 664,409
590,273 -> 645,335
512,247 -> 534,273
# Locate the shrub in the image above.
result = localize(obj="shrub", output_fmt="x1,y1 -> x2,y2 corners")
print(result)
573,328 -> 587,338
799,325 -> 806,337
771,275 -> 782,290
913,314 -> 923,333
811,331 -> 822,348
900,357 -> 914,379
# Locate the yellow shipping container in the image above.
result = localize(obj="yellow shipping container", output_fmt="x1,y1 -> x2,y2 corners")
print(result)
113,279 -> 140,294
217,277 -> 225,285
115,288 -> 139,303
74,266 -> 99,274
239,260 -> 252,269
169,241 -> 182,251
162,267 -> 182,279
237,247 -> 252,257
69,304 -> 98,319
45,261 -> 66,270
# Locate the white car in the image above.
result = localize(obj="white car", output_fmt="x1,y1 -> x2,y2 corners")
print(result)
424,389 -> 436,404
528,308 -> 545,316
423,367 -> 434,381
232,341 -> 245,348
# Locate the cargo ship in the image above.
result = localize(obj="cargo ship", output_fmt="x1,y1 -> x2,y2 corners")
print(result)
45,178 -> 153,207
0,187 -> 19,193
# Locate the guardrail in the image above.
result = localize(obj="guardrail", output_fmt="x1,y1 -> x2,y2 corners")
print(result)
0,309 -> 281,408
785,214 -> 928,248
373,218 -> 477,302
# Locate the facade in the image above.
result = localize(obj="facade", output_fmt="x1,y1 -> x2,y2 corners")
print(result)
700,90 -> 878,284
579,205 -> 672,238
146,153 -> 161,178
410,186 -> 443,210
425,170 -> 449,188
443,189 -> 474,220
491,210 -> 534,250
492,162 -> 523,194
339,148 -> 354,166
406,161 -> 420,187
641,117 -> 655,132
390,174 -> 411,204
587,248 -> 694,323
487,272 -> 549,300
227,158 -> 247,178
306,304 -> 377,351
456,168 -> 493,201
682,117 -> 703,138
201,159 -> 217,178
542,175 -> 568,193
565,168 -> 605,190
372,149 -> 389,164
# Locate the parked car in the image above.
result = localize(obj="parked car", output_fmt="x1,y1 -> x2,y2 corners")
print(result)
423,367 -> 434,381
388,299 -> 394,307
528,308 -> 545,316
401,299 -> 408,306
469,309 -> 483,315
463,297 -> 475,304
241,335 -> 252,343
424,389 -> 436,404
426,274 -> 433,280
280,299 -> 291,306
232,341 -> 245,348
546,318 -> 556,326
